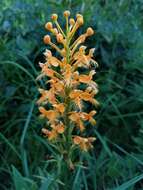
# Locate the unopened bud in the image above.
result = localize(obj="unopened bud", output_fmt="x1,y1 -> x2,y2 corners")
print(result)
77,16 -> 84,26
63,10 -> 70,17
69,18 -> 75,25
76,13 -> 83,18
56,33 -> 64,43
51,14 -> 58,21
52,28 -> 58,35
43,35 -> 51,44
86,27 -> 94,36
45,22 -> 53,30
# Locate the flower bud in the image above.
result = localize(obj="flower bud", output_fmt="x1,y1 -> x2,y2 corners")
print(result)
51,14 -> 58,21
45,22 -> 53,30
86,27 -> 94,36
52,28 -> 58,35
76,13 -> 83,18
63,10 -> 70,17
43,35 -> 51,44
56,33 -> 64,43
77,16 -> 84,26
69,18 -> 75,25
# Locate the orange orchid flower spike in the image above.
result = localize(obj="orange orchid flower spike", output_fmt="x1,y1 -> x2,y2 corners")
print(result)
37,10 -> 99,159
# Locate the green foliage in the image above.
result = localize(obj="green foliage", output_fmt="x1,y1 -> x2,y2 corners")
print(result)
0,0 -> 143,189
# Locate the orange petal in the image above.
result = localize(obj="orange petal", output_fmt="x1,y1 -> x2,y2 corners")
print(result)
39,107 -> 58,122
53,103 -> 65,114
73,136 -> 96,151
89,118 -> 96,125
49,57 -> 61,67
80,92 -> 92,101
79,75 -> 91,83
79,120 -> 85,131
80,141 -> 88,152
69,90 -> 82,99
91,99 -> 100,107
52,81 -> 64,93
81,112 -> 89,120
56,123 -> 65,134
89,110 -> 97,116
48,130 -> 58,140
43,67 -> 55,77
42,128 -> 50,136
73,136 -> 81,144
37,88 -> 57,105
88,137 -> 96,142
42,128 -> 58,140
69,112 -> 80,121
39,107 -> 48,115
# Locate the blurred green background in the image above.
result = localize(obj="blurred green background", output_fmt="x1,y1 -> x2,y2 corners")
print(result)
0,0 -> 143,189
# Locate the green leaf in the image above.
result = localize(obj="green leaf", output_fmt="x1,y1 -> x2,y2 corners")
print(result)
12,166 -> 37,190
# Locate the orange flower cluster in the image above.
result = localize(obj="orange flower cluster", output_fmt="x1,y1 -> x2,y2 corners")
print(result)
37,11 -> 99,152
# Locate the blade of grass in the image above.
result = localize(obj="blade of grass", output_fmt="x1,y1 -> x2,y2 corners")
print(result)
0,133 -> 21,160
20,99 -> 35,177
107,138 -> 143,166
1,61 -> 36,83
34,134 -> 58,157
110,112 -> 143,119
112,173 -> 143,190
72,166 -> 81,190
82,170 -> 89,190
94,129 -> 112,157
17,52 -> 38,76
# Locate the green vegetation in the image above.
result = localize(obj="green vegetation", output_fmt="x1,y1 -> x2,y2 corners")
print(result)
0,0 -> 143,189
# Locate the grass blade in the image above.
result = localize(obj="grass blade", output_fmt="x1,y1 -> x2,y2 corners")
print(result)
20,100 -> 35,177
0,133 -> 21,160
112,173 -> 143,190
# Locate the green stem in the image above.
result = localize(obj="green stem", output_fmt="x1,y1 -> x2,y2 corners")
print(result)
55,20 -> 66,38
62,29 -> 73,186
59,26 -> 75,189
